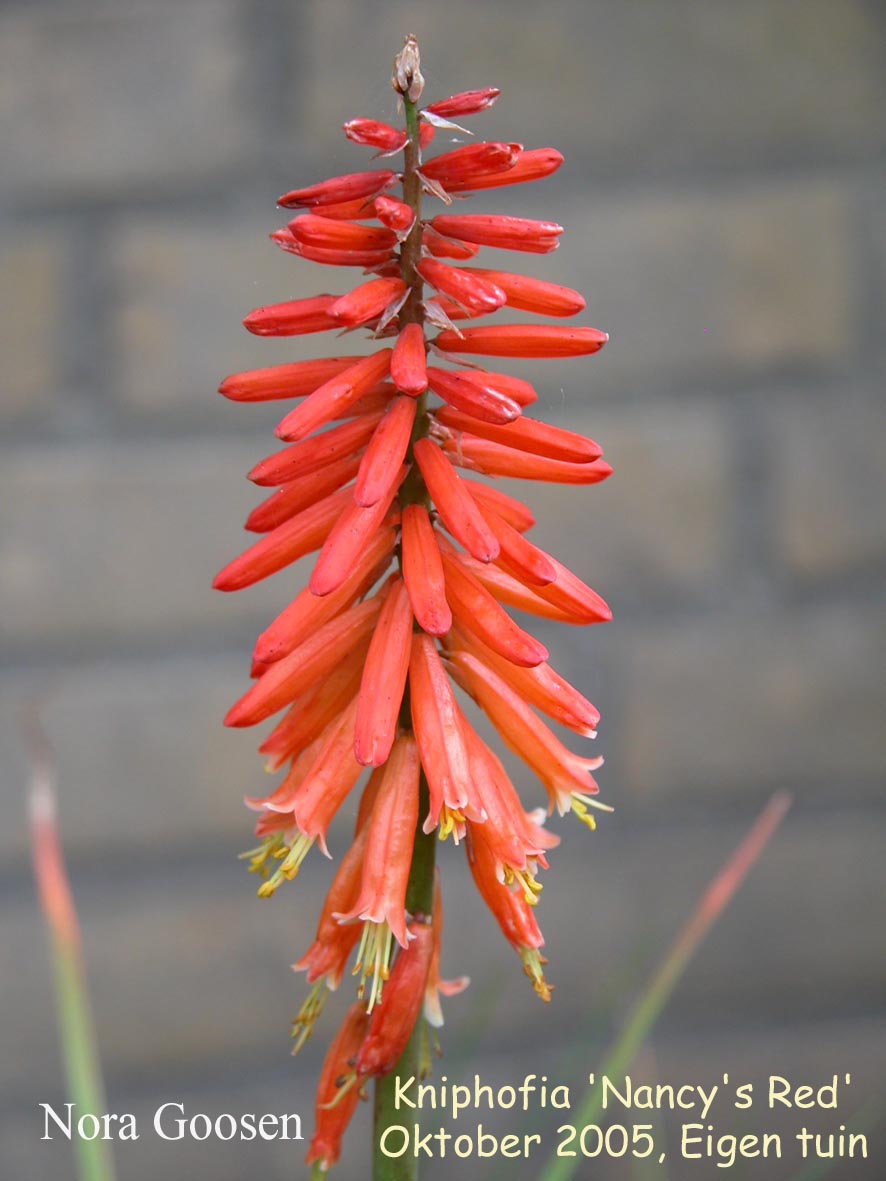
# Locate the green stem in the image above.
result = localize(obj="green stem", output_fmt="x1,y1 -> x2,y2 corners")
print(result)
371,89 -> 435,1181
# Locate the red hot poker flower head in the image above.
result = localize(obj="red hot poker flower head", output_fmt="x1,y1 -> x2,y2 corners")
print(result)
216,36 -> 614,1166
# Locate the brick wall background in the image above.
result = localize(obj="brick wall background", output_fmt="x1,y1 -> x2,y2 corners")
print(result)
2,2 -> 884,1178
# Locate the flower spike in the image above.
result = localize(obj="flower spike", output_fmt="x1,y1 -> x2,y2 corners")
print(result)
215,37 -> 614,1169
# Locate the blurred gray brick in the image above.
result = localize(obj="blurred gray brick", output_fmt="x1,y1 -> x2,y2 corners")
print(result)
0,438 -> 307,652
619,603 -> 886,802
526,399 -> 736,603
4,810 -> 884,1104
0,2 -> 249,196
0,227 -> 63,420
294,0 -> 886,173
554,181 -> 853,390
0,655 -> 264,864
109,214 -> 344,422
774,389 -> 886,580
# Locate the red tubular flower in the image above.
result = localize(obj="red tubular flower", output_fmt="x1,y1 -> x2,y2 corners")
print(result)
245,454 -> 362,532
343,117 -> 408,153
461,268 -> 586,316
400,504 -> 452,636
293,815 -> 370,990
354,579 -> 413,766
413,437 -> 500,563
435,323 -> 609,356
430,213 -> 563,254
309,471 -> 405,596
289,214 -> 398,253
441,146 -> 564,193
212,485 -> 353,592
243,294 -> 342,337
219,356 -> 356,402
260,656 -> 367,772
449,650 -> 609,829
449,624 -> 599,737
422,226 -> 480,260
310,197 -> 382,221
224,597 -> 383,727
439,544 -> 548,667
390,321 -> 427,395
462,479 -> 535,532
274,348 -> 393,442
272,227 -> 394,268
424,88 -> 500,118
455,368 -> 538,408
474,500 -> 557,586
336,735 -> 420,943
421,142 -> 520,186
354,396 -> 417,507
329,277 -> 407,327
216,37 -> 614,1166
248,412 -> 385,486
305,1003 -> 369,1170
252,526 -> 395,663
278,169 -> 395,208
434,405 -> 602,463
466,820 -> 550,1001
417,258 -> 506,315
353,919 -> 435,1079
375,194 -> 416,236
440,430 -> 613,484
409,633 -> 472,828
426,366 -> 521,424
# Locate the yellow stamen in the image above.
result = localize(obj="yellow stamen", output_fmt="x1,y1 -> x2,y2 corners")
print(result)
255,833 -> 314,898
520,948 -> 552,1002
290,980 -> 328,1056
503,864 -> 543,906
437,805 -> 465,842
570,791 -> 613,831
352,920 -> 395,1012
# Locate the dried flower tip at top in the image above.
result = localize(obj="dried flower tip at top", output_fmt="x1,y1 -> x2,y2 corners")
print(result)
392,33 -> 424,102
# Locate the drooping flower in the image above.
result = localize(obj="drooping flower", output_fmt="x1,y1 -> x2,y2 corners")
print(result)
215,33 -> 612,1170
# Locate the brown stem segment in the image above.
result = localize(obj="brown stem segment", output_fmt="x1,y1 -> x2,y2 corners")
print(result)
372,85 -> 436,1181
